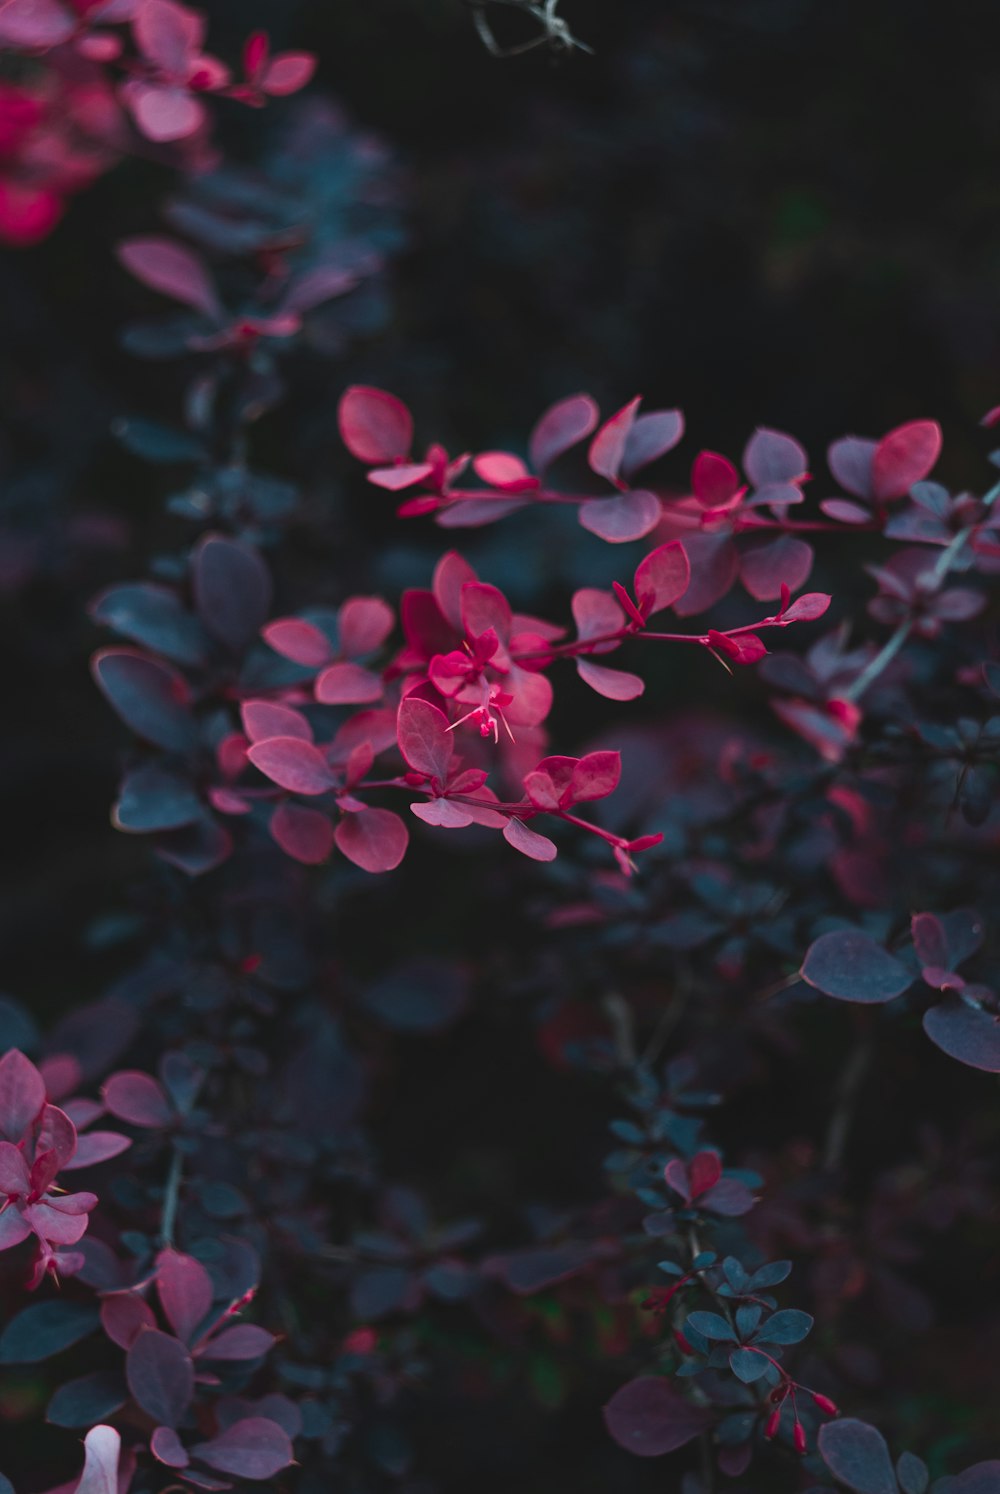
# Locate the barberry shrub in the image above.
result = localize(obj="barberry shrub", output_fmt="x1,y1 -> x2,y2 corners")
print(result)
1,6 -> 999,1494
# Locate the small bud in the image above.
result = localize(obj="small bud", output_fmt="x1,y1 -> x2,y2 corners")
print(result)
811,1392 -> 839,1416
768,1384 -> 787,1405
793,1421 -> 807,1455
764,1408 -> 781,1440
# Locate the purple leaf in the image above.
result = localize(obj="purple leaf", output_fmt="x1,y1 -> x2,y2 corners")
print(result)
156,1249 -> 213,1345
62,1131 -> 132,1169
743,428 -> 807,487
621,409 -> 684,478
315,661 -> 383,705
672,532 -> 739,616
269,802 -> 334,864
579,489 -> 661,543
818,1418 -> 898,1494
339,386 -> 413,464
589,397 -> 641,484
801,930 -> 913,1004
828,436 -> 877,500
118,237 -> 220,319
191,1417 -> 294,1479
397,697 -> 453,782
151,1426 -> 190,1469
923,1001 -> 1000,1072
529,393 -> 599,472
740,535 -> 814,601
934,1463 -> 1000,1493
241,700 -> 312,744
126,1328 -> 194,1427
603,1377 -> 711,1457
247,737 -> 334,796
0,0 -> 76,48
201,1324 -> 276,1361
0,1049 -> 45,1141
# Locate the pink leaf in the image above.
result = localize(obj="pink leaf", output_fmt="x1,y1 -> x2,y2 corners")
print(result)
872,420 -> 942,501
397,697 -> 453,781
339,596 -> 394,657
433,551 -> 478,631
588,397 -> 641,485
572,588 -> 625,646
529,393 -> 599,472
411,799 -> 475,828
117,237 -> 220,318
123,81 -> 205,142
0,0 -> 76,48
156,1248 -> 213,1344
262,52 -> 316,95
739,535 -> 814,601
133,0 -> 203,70
575,658 -> 645,700
0,1141 -> 29,1194
503,818 -> 558,862
335,809 -> 408,873
315,661 -> 383,705
262,618 -> 331,667
633,541 -> 690,616
0,1049 -> 45,1141
579,489 -> 661,543
241,700 -> 313,744
672,532 -> 739,616
269,802 -> 334,864
460,582 -> 512,645
101,1071 -> 172,1128
338,386 -> 413,464
473,451 -> 533,488
247,737 -> 334,795
63,1131 -> 132,1169
368,461 -> 435,490
191,1417 -> 293,1480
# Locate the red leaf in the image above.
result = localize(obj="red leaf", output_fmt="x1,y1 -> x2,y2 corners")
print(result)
872,420 -> 942,501
117,237 -> 220,319
338,386 -> 413,464
335,809 -> 408,873
247,737 -> 334,795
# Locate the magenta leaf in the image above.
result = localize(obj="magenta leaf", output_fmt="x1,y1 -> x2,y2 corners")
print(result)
692,450 -> 741,506
801,930 -> 913,1004
101,1071 -> 172,1128
503,818 -> 557,862
871,420 -> 942,501
0,1049 -> 45,1141
156,1249 -> 213,1345
126,1328 -> 194,1426
262,52 -> 316,94
529,393 -> 599,471
241,700 -> 313,744
338,386 -> 413,464
576,658 -> 645,700
411,798 -> 475,828
262,618 -> 332,666
603,1376 -> 711,1457
397,697 -> 453,782
780,591 -> 831,622
922,1001 -> 1000,1072
269,802 -> 335,864
335,809 -> 408,873
192,535 -> 272,653
247,737 -> 334,796
570,751 -> 621,802
818,1418 -> 898,1494
339,596 -> 395,656
579,489 -> 661,543
117,237 -> 220,318
0,0 -> 76,47
191,1417 -> 294,1479
633,541 -> 690,616
92,649 -> 197,753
